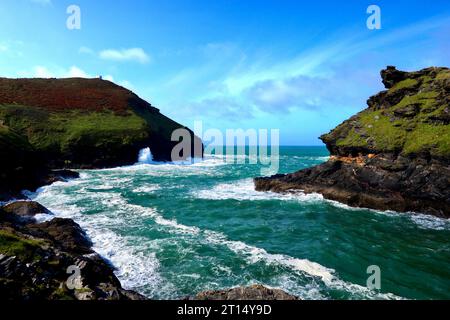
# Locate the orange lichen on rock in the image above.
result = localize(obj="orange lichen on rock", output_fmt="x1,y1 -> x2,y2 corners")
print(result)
329,154 -> 374,166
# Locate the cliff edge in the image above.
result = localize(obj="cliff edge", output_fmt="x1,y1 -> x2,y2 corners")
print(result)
0,77 -> 202,199
255,66 -> 450,217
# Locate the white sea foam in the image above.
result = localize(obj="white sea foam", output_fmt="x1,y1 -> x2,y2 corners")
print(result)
194,178 -> 324,202
113,198 -> 402,299
132,184 -> 160,193
28,186 -> 176,298
26,162 -> 409,300
410,214 -> 450,230
33,213 -> 54,223
326,199 -> 450,231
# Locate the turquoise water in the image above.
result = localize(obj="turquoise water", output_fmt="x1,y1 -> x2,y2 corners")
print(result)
30,147 -> 450,300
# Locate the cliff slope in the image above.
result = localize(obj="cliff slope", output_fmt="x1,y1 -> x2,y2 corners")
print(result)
0,77 -> 202,198
255,67 -> 450,217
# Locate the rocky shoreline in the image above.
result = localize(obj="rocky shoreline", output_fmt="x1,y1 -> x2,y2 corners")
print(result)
0,163 -> 295,301
0,199 -> 146,300
255,66 -> 450,218
1,188 -> 297,300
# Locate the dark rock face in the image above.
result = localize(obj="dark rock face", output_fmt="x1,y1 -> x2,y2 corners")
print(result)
193,285 -> 298,300
255,67 -> 450,217
0,201 -> 146,300
2,201 -> 51,217
381,66 -> 408,89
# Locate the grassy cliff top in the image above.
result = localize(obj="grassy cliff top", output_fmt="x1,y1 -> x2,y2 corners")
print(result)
321,66 -> 450,159
0,77 -> 199,170
0,77 -> 158,115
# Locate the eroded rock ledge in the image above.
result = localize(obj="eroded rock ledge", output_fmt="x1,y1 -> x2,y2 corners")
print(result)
255,67 -> 450,218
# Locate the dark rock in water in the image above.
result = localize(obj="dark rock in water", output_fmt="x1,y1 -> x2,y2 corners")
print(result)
45,169 -> 80,184
193,285 -> 298,300
0,201 -> 146,300
1,201 -> 51,224
2,200 -> 51,217
255,66 -> 450,217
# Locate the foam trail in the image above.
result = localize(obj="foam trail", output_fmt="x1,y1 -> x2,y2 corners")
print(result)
28,164 -> 405,300
107,198 -> 402,299
194,179 -> 324,202
28,184 -> 175,298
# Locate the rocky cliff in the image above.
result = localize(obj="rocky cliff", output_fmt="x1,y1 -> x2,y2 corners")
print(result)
0,201 -> 146,300
255,67 -> 450,217
0,77 -> 202,199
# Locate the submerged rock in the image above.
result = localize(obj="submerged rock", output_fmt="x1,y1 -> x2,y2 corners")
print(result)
255,67 -> 450,217
193,285 -> 298,300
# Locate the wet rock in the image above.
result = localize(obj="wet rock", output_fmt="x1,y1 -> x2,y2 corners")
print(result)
0,201 -> 146,300
2,201 -> 51,217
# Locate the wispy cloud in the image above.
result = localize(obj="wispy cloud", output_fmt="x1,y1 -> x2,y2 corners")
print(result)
157,15 -> 450,123
14,65 -> 134,90
19,65 -> 107,80
99,48 -> 150,64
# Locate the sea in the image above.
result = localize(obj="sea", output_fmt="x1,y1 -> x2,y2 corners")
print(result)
28,146 -> 450,300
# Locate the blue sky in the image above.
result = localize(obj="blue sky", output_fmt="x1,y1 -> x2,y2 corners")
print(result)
1,0 -> 449,145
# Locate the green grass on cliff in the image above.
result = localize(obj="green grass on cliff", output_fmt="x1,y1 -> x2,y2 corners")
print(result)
358,111 -> 408,152
331,69 -> 450,158
0,104 -> 149,156
0,230 -> 46,261
391,78 -> 418,91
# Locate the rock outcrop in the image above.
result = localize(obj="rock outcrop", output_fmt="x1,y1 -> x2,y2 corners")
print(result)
0,77 -> 202,198
0,201 -> 146,300
193,285 -> 298,300
255,67 -> 450,217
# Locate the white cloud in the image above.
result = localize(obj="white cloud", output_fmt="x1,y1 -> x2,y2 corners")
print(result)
21,65 -> 91,78
66,66 -> 90,78
103,75 -> 114,82
16,66 -> 133,91
99,48 -> 150,64
33,66 -> 54,78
